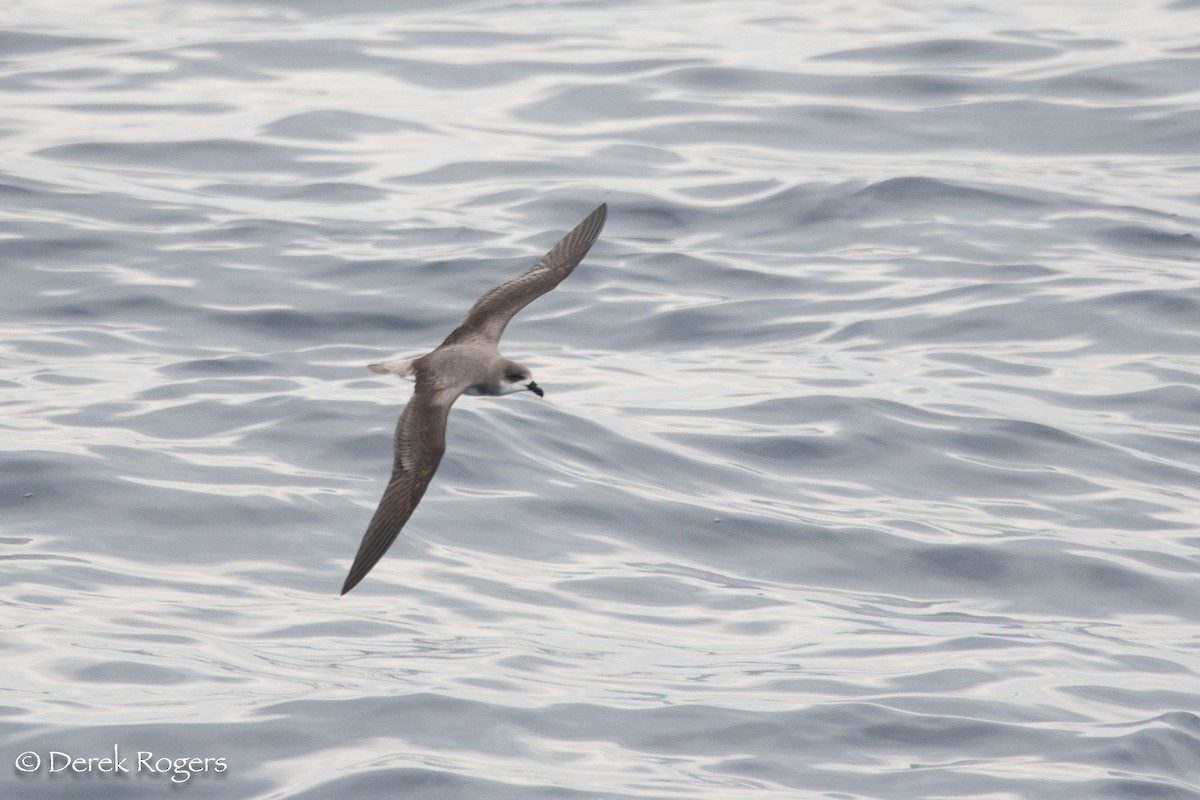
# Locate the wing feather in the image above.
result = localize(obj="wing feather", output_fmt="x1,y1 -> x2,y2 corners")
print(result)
341,377 -> 457,595
440,203 -> 607,346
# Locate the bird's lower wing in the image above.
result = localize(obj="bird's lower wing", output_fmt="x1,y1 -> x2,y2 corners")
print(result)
341,388 -> 454,595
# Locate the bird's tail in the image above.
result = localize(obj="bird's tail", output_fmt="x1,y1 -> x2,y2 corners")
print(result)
367,358 -> 416,380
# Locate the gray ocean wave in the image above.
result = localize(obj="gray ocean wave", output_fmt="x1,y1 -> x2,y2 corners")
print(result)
3,1 -> 1200,798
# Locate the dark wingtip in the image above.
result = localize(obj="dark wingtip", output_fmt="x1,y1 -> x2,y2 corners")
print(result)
340,566 -> 366,595
572,202 -> 607,243
560,202 -> 607,261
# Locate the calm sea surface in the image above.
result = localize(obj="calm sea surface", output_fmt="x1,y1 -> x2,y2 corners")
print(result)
3,1 -> 1200,798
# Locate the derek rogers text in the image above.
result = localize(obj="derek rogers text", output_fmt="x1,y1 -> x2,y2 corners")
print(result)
16,745 -> 228,783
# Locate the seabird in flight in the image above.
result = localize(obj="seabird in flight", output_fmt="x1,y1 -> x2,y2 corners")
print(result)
341,203 -> 608,594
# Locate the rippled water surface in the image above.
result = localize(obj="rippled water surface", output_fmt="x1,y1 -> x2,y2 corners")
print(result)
3,0 -> 1200,797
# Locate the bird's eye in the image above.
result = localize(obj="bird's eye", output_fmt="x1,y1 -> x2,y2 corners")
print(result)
507,372 -> 524,382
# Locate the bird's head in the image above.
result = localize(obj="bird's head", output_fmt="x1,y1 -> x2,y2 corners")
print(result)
498,360 -> 543,397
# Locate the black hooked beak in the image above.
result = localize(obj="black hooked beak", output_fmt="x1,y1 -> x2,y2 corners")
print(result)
526,381 -> 544,398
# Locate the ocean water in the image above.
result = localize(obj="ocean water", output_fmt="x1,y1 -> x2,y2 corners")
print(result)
3,0 -> 1200,797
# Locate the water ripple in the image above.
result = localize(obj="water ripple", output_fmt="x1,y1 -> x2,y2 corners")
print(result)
3,1 -> 1200,799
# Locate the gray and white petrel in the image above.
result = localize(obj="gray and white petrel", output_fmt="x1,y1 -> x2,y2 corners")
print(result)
341,203 -> 608,595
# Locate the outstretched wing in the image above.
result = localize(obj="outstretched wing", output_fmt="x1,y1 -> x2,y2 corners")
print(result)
341,377 -> 458,595
440,203 -> 607,347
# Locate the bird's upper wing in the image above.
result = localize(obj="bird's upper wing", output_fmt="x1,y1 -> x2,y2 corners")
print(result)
440,203 -> 607,347
341,375 -> 459,595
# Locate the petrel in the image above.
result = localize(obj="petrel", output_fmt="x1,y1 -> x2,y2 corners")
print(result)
341,203 -> 608,594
